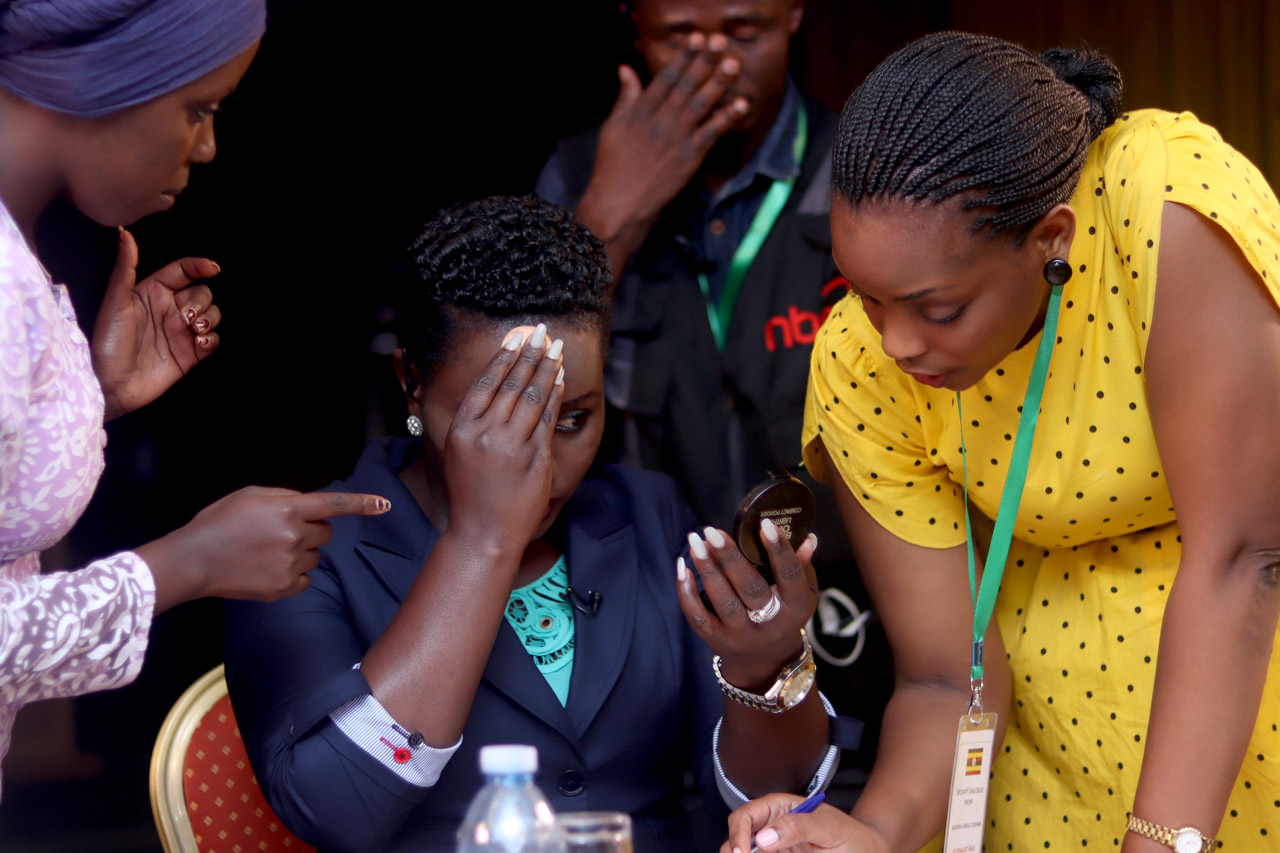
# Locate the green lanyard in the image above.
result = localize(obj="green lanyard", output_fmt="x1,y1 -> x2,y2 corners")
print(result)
696,102 -> 808,352
958,282 -> 1064,714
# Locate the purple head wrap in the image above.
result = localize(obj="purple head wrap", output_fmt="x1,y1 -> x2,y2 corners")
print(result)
0,0 -> 265,118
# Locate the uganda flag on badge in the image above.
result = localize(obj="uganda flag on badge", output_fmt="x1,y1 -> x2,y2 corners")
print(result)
965,748 -> 983,776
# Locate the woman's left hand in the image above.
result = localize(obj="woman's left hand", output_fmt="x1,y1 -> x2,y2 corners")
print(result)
92,228 -> 222,420
678,520 -> 819,687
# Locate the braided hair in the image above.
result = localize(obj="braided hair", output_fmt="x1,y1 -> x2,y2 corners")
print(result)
400,194 -> 612,381
832,31 -> 1123,241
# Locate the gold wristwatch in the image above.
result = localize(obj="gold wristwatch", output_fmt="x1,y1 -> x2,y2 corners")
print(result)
713,629 -> 816,713
1126,813 -> 1216,853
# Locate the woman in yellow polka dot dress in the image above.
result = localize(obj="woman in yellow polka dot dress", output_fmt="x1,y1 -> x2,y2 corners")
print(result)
721,32 -> 1280,853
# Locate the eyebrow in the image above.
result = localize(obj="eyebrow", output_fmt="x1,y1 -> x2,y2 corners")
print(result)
654,10 -> 770,31
895,285 -> 956,302
204,82 -> 239,103
723,12 -> 770,26
562,391 -> 601,407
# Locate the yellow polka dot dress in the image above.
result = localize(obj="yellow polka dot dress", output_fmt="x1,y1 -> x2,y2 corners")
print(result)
803,110 -> 1280,850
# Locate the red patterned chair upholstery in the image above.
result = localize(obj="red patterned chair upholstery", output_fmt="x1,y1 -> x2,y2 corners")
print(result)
150,664 -> 315,853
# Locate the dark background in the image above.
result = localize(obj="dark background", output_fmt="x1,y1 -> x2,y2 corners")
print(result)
2,1 -> 1277,850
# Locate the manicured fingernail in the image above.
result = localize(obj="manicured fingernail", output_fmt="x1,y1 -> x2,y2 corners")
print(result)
721,57 -> 739,75
547,338 -> 563,360
676,556 -> 687,582
211,261 -> 221,273
555,366 -> 565,386
687,531 -> 708,560
760,517 -> 780,543
184,307 -> 197,324
756,828 -> 779,848
806,532 -> 819,551
529,323 -> 547,348
196,335 -> 210,347
503,330 -> 525,351
703,526 -> 726,549
376,498 -> 391,512
194,318 -> 209,332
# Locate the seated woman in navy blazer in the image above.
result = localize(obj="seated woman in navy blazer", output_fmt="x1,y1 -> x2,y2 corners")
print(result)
223,195 -> 853,852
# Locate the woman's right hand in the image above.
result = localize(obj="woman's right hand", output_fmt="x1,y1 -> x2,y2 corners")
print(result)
722,795 -> 889,853
440,323 -> 565,550
138,487 -> 391,611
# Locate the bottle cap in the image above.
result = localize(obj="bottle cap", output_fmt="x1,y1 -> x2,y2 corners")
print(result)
479,744 -> 538,774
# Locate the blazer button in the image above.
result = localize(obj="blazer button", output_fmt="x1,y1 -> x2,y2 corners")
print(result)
557,769 -> 585,797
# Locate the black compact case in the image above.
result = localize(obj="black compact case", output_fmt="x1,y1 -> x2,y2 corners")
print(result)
731,470 -> 817,585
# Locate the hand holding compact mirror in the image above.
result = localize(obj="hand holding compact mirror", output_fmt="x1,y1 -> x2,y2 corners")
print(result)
680,471 -> 821,715
731,470 -> 817,586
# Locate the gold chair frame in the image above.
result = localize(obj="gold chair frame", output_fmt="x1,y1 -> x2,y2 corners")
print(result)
149,663 -> 229,853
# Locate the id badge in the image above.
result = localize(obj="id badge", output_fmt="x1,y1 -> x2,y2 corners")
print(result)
942,712 -> 997,853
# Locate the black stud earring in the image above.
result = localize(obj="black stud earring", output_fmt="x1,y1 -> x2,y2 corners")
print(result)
1043,258 -> 1072,287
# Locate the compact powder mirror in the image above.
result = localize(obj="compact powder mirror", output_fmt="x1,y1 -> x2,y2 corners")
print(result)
731,470 -> 817,585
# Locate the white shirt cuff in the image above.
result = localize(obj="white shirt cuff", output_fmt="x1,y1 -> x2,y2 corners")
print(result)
328,667 -> 461,788
712,691 -> 841,809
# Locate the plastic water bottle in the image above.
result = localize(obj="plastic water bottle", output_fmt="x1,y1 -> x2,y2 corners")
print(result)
456,745 -> 567,853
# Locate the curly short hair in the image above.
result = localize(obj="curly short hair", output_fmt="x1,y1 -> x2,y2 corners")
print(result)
399,194 -> 612,380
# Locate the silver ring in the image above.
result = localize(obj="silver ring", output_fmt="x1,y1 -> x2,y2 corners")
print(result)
747,590 -> 782,624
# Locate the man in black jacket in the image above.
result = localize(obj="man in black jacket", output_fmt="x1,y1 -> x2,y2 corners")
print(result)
536,0 -> 848,532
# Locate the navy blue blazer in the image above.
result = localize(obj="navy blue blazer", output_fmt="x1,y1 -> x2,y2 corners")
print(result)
224,439 -> 733,853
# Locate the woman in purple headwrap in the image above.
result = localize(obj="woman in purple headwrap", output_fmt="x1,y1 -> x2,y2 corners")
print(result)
0,0 -> 390,800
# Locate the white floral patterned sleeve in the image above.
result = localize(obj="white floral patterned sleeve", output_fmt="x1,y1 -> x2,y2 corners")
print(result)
0,200 -> 155,798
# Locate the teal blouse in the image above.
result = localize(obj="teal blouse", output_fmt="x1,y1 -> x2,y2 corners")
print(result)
504,556 -> 574,705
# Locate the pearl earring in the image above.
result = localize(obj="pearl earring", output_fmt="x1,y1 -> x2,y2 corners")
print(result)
406,415 -> 424,437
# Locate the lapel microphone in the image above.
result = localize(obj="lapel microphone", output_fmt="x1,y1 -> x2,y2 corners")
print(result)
565,587 -> 603,615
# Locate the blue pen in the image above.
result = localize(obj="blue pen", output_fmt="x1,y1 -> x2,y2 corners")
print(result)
747,791 -> 826,852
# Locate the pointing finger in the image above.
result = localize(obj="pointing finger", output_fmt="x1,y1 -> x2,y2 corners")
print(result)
294,492 -> 392,521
